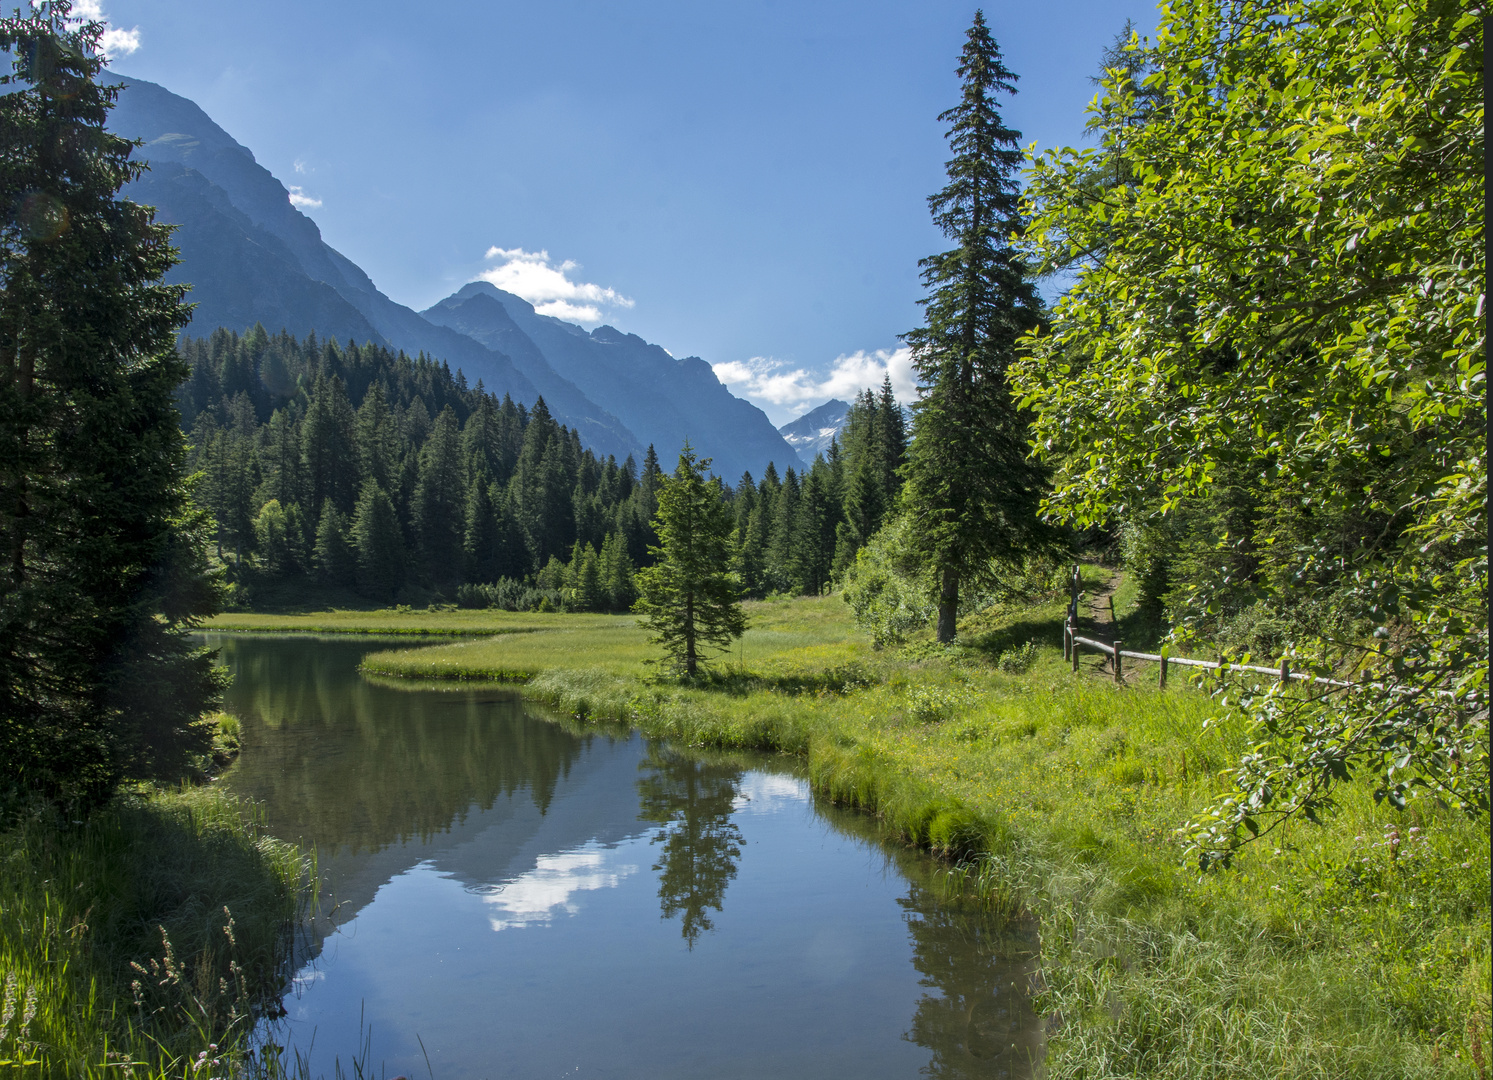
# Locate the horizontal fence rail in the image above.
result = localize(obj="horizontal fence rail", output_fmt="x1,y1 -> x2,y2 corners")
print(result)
1061,565 -> 1463,700
1063,623 -> 1348,689
1063,620 -> 1460,699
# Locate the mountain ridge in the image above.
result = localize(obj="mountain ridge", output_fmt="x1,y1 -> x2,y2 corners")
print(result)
109,74 -> 641,462
108,73 -> 802,478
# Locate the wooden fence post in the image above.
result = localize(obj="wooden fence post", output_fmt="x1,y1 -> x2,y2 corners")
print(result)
1113,638 -> 1123,684
1071,635 -> 1081,673
1063,618 -> 1071,661
1158,652 -> 1169,689
1280,658 -> 1290,685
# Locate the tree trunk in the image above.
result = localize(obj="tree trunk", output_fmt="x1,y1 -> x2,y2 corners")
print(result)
936,565 -> 959,644
684,593 -> 696,676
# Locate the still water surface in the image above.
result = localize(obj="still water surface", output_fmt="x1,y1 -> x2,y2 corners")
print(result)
207,634 -> 1042,1079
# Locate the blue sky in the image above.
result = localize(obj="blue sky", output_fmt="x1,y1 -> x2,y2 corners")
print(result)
96,0 -> 1163,424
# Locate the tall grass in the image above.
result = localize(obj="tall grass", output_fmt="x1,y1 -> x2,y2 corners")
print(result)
358,575 -> 1491,1078
0,787 -> 308,1078
205,607 -> 636,637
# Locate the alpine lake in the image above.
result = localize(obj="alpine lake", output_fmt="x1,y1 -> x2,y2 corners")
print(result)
204,633 -> 1044,1079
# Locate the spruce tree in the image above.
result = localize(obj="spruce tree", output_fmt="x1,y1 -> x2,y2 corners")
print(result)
902,11 -> 1048,642
352,480 -> 404,600
634,445 -> 746,676
600,531 -> 637,612
0,3 -> 223,803
462,473 -> 500,584
571,543 -> 604,612
313,499 -> 356,585
301,374 -> 358,516
355,381 -> 399,493
413,406 -> 466,582
765,467 -> 800,593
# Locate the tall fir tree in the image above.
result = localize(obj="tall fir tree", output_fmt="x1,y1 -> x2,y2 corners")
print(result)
901,11 -> 1048,642
352,480 -> 405,600
0,2 -> 224,803
301,374 -> 358,516
634,445 -> 746,676
355,381 -> 400,493
413,406 -> 466,582
313,499 -> 356,585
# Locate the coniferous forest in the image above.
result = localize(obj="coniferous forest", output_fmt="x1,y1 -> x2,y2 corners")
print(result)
178,326 -> 909,610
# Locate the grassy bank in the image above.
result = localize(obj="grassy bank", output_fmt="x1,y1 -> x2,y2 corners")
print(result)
362,581 -> 1492,1079
204,607 -> 635,637
0,787 -> 307,1078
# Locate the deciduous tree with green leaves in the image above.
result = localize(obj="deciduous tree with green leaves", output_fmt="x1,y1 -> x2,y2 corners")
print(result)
1013,0 -> 1486,864
634,444 -> 746,677
901,10 -> 1050,644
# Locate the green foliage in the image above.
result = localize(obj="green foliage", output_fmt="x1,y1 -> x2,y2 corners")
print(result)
0,787 -> 305,1076
454,578 -> 558,612
634,444 -> 747,676
180,330 -> 658,602
1013,0 -> 1487,863
351,479 -> 404,601
0,3 -> 224,807
839,514 -> 935,648
312,498 -> 355,586
831,376 -> 906,574
900,11 -> 1051,643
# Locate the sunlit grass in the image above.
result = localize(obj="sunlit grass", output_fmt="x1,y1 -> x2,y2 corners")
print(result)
204,607 -> 622,636
360,594 -> 869,680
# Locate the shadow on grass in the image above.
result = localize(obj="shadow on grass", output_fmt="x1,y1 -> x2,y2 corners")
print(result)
962,616 -> 1066,661
689,662 -> 876,698
1,789 -> 304,1071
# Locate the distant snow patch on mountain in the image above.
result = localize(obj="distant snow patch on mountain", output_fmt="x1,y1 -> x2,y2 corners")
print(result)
777,399 -> 851,467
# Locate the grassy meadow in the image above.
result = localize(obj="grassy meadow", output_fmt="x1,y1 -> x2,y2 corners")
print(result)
203,607 -> 615,637
357,575 -> 1491,1079
0,787 -> 307,1078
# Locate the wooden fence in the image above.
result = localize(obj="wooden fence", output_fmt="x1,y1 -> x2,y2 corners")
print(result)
1062,563 -> 1361,691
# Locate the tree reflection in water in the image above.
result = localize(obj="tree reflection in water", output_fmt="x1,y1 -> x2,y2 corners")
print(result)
635,743 -> 744,948
900,884 -> 1043,1079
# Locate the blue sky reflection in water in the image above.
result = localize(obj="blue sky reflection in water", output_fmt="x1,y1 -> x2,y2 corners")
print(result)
207,635 -> 1040,1078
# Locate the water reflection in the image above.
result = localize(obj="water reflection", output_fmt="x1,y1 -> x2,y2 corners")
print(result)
637,745 -> 744,947
902,889 -> 1044,1079
204,634 -> 1042,1079
211,635 -> 586,854
476,840 -> 639,931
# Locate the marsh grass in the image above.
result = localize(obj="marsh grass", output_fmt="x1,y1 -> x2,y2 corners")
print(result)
308,575 -> 1488,1077
0,787 -> 308,1078
204,607 -> 628,637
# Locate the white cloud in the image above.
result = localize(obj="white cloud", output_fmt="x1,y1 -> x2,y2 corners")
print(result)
293,159 -> 308,175
483,842 -> 637,932
479,246 -> 633,326
98,24 -> 138,55
287,186 -> 322,209
56,0 -> 140,59
713,346 -> 917,418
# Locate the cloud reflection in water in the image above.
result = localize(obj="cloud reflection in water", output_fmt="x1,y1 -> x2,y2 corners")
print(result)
476,842 -> 638,932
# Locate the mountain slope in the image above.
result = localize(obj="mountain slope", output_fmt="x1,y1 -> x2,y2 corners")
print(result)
778,399 -> 850,466
425,282 -> 801,481
126,160 -> 385,346
108,75 -> 640,461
